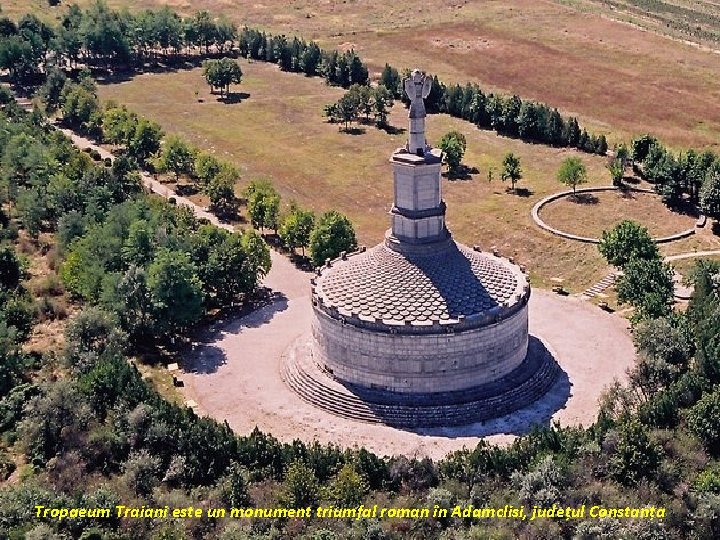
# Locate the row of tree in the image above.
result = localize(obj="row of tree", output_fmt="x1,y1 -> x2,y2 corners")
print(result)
0,2 -> 369,91
244,179 -> 358,267
378,64 -> 609,156
5,88 -> 271,344
599,220 -> 675,320
323,83 -> 394,129
629,134 -> 720,218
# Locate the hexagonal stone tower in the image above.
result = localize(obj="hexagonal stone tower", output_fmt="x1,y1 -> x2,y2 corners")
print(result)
293,70 -> 557,425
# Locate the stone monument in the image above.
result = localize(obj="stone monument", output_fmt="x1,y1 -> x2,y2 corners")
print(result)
285,70 -> 558,426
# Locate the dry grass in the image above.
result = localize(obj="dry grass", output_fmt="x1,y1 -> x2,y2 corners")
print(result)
670,254 -> 720,278
132,359 -> 185,406
9,0 -> 720,149
20,232 -> 76,355
539,190 -> 698,238
98,59 -> 623,291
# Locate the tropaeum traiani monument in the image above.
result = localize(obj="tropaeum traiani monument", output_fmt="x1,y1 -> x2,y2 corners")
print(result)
283,70 -> 560,427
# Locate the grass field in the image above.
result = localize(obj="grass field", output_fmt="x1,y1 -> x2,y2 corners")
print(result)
539,190 -> 698,239
13,0 -> 720,151
100,59 -> 646,292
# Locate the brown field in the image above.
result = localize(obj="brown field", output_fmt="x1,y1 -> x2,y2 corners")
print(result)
98,59 -> 619,291
539,190 -> 698,239
13,0 -> 720,150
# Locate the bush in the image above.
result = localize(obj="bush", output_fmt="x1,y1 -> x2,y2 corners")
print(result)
694,465 -> 720,494
282,460 -> 321,508
687,387 -> 720,455
122,450 -> 162,496
607,420 -> 662,485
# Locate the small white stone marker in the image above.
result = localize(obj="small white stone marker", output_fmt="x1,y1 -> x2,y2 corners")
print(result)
167,363 -> 179,372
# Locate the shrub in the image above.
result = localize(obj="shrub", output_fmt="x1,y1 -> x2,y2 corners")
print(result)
688,387 -> 720,455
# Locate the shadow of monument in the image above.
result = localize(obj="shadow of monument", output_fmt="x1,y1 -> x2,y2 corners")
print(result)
182,291 -> 289,374
338,336 -> 570,435
397,240 -> 504,320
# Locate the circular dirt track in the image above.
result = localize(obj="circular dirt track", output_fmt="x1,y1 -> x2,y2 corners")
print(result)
179,250 -> 636,460
532,186 -> 696,244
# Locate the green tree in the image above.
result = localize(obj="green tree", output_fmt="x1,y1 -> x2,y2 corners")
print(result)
599,220 -> 659,268
38,68 -> 67,113
372,85 -> 393,127
283,460 -> 320,508
61,82 -> 101,133
688,387 -> 720,455
439,130 -> 467,177
219,462 -> 251,507
121,220 -> 155,266
331,463 -> 368,506
147,249 -> 204,336
202,58 -> 242,97
63,307 -> 125,375
379,64 -> 401,98
501,152 -> 522,192
240,229 -> 271,291
279,205 -> 315,256
0,245 -> 23,291
159,135 -> 195,181
127,119 -> 163,165
557,156 -> 588,194
337,93 -> 358,131
616,257 -> 674,319
309,210 -> 357,267
206,170 -> 238,218
700,163 -> 720,221
102,106 -> 137,146
194,152 -> 221,185
608,158 -> 624,187
244,179 -> 280,231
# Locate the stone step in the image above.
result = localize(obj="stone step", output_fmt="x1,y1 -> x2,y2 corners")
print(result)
281,342 -> 561,428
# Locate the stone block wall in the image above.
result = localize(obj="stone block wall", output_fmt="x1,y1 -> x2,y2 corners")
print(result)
311,303 -> 529,394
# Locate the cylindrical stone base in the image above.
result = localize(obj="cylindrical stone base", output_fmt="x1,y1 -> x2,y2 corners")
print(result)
311,303 -> 529,395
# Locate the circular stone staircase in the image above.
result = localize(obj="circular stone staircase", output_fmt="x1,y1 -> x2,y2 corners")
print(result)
281,335 -> 562,428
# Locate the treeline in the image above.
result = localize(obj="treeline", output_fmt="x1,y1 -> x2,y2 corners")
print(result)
629,134 -> 720,215
244,179 -> 358,267
0,1 -> 368,89
5,2 -> 608,159
38,67 -> 244,221
328,64 -> 609,155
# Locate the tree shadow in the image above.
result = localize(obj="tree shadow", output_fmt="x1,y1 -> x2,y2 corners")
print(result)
182,290 -> 290,374
175,183 -> 199,196
511,187 -> 534,198
667,198 -> 700,218
378,124 -> 406,136
444,165 -> 479,181
569,193 -> 599,205
622,174 -> 641,185
219,92 -> 250,104
341,126 -> 366,135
